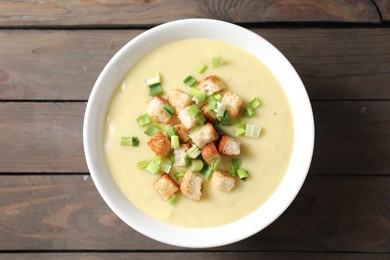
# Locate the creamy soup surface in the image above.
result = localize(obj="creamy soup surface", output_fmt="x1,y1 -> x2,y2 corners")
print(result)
104,38 -> 294,228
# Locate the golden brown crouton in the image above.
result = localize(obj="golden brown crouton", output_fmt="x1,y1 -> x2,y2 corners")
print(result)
188,123 -> 218,149
174,144 -> 191,167
167,90 -> 192,112
218,135 -> 242,156
146,96 -> 171,124
201,142 -> 221,165
197,75 -> 225,95
154,174 -> 179,201
174,124 -> 190,142
200,104 -> 216,123
221,91 -> 243,118
180,171 -> 202,201
178,106 -> 198,130
147,131 -> 171,157
210,170 -> 235,191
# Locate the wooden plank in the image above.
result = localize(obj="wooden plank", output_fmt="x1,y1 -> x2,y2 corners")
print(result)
373,0 -> 390,21
0,252 -> 388,260
1,101 -> 389,174
0,175 -> 388,251
1,28 -> 390,101
0,0 -> 380,27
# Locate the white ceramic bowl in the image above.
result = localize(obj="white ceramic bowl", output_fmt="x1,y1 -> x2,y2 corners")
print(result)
83,19 -> 314,248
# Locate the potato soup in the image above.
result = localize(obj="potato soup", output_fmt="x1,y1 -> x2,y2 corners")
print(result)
104,38 -> 294,228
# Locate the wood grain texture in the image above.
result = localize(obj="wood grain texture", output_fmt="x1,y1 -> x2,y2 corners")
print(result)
373,0 -> 390,21
0,175 -> 388,251
1,28 -> 390,101
0,0 -> 380,27
0,252 -> 388,260
1,101 -> 389,174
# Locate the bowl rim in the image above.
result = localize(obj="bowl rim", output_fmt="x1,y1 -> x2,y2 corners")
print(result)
83,18 -> 315,248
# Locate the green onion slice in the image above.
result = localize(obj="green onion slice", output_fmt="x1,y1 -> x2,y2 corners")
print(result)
189,87 -> 206,104
183,75 -> 197,87
188,104 -> 201,117
248,97 -> 261,109
233,120 -> 246,136
237,168 -> 249,180
213,93 -> 222,101
211,158 -> 221,170
146,157 -> 161,174
244,107 -> 255,118
174,170 -> 185,181
149,83 -> 163,96
146,73 -> 160,86
196,63 -> 207,74
221,110 -> 231,126
213,121 -> 224,136
166,126 -> 178,138
168,194 -> 179,205
163,104 -> 175,117
144,125 -> 160,136
120,136 -> 139,147
170,135 -> 180,149
187,144 -> 201,159
190,159 -> 204,172
245,123 -> 261,138
203,166 -> 214,179
229,165 -> 239,177
137,160 -> 149,169
231,158 -> 241,167
160,159 -> 172,173
209,56 -> 223,67
136,114 -> 151,126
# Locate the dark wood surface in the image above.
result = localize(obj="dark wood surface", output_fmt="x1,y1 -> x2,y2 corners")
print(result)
0,0 -> 389,259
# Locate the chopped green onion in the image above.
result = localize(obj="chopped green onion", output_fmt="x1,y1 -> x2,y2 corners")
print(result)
166,126 -> 178,138
174,170 -> 185,181
212,121 -> 224,136
120,137 -> 132,146
183,75 -> 197,87
221,110 -> 231,126
160,159 -> 172,173
189,87 -> 206,104
190,159 -> 204,172
229,165 -> 239,177
187,144 -> 201,159
245,123 -> 261,138
244,107 -> 255,118
136,114 -> 151,126
196,114 -> 206,125
163,104 -> 175,117
132,137 -> 139,147
209,56 -> 223,67
233,120 -> 246,136
203,166 -> 214,179
185,156 -> 192,166
196,63 -> 207,74
169,152 -> 175,164
231,158 -> 241,167
168,194 -> 178,205
146,157 -> 161,174
137,160 -> 149,169
170,135 -> 180,149
144,125 -> 160,136
146,73 -> 160,86
211,158 -> 221,170
237,168 -> 249,179
213,93 -> 222,101
248,97 -> 261,109
120,136 -> 139,147
149,83 -> 163,96
188,104 -> 201,117
207,95 -> 218,110
214,102 -> 226,119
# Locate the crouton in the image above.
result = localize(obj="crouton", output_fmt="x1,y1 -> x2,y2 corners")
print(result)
154,174 -> 179,201
180,171 -> 202,201
197,75 -> 225,95
146,96 -> 171,124
167,90 -> 192,112
188,123 -> 218,149
201,142 -> 221,165
200,104 -> 216,123
174,144 -> 191,167
147,131 -> 171,157
174,124 -> 190,142
210,170 -> 235,191
221,91 -> 243,118
218,135 -> 241,156
178,106 -> 197,130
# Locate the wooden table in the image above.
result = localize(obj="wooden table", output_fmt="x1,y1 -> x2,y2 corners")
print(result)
1,1 -> 389,259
